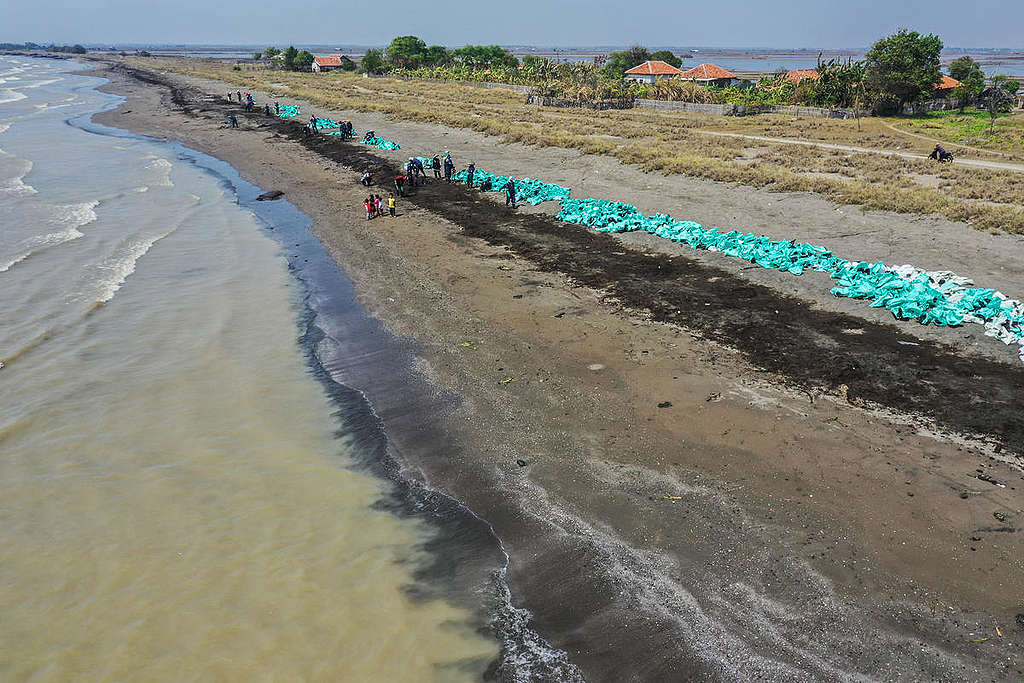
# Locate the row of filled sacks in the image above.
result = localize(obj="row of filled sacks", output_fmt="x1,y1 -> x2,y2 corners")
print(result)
556,199 -> 844,276
311,117 -> 339,129
882,265 -> 1024,346
452,168 -> 571,205
555,198 -> 1024,349
360,136 -> 401,150
276,105 -> 301,118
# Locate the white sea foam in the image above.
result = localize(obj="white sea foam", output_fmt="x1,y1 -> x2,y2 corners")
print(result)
0,123 -> 10,136
0,201 -> 97,273
0,89 -> 27,104
93,229 -> 175,303
0,228 -> 84,273
17,78 -> 61,89
131,186 -> 149,193
0,156 -> 36,197
145,158 -> 174,187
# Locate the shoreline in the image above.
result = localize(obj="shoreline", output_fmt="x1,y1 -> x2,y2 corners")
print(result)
78,73 -> 577,679
88,58 -> 1024,680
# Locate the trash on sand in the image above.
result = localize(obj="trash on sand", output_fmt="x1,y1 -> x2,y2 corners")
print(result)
256,190 -> 285,201
500,377 -> 519,384
706,392 -> 722,402
977,473 -> 1006,488
459,341 -> 477,348
516,459 -> 528,467
969,637 -> 990,643
662,495 -> 683,501
657,401 -> 673,408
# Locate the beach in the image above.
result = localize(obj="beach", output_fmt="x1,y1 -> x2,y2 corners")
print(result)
84,59 -> 1024,679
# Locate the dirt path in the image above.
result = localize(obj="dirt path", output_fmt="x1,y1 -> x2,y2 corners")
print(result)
700,128 -> 1024,172
877,119 -> 1024,161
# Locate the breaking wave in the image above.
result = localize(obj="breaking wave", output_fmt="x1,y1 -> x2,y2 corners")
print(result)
0,88 -> 27,104
0,201 -> 97,273
92,228 -> 176,304
144,157 -> 174,187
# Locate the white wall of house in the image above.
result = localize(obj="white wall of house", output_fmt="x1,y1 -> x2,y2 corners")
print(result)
624,74 -> 680,84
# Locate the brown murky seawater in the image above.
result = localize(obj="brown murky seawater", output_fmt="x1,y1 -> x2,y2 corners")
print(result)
0,56 -> 496,681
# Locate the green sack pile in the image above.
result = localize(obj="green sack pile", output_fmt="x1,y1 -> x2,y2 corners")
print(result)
453,168 -> 570,205
311,117 -> 338,129
360,136 -> 401,151
276,105 -> 300,118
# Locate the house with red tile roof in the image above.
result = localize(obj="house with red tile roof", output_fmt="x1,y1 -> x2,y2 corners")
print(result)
312,55 -> 345,72
623,60 -> 684,84
935,74 -> 962,94
678,63 -> 737,87
785,69 -> 820,85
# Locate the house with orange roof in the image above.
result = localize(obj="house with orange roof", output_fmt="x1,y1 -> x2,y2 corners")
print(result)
678,63 -> 737,87
312,55 -> 345,73
785,69 -> 820,85
935,74 -> 962,95
623,60 -> 685,84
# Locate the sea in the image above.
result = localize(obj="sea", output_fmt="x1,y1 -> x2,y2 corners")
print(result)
0,55 -> 579,681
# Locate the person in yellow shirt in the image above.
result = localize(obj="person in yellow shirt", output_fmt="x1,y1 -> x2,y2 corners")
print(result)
388,192 -> 396,217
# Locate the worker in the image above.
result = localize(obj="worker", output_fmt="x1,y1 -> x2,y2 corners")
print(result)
394,173 -> 407,197
443,155 -> 455,183
228,114 -> 238,128
503,178 -> 516,208
466,162 -> 475,188
432,155 -> 442,178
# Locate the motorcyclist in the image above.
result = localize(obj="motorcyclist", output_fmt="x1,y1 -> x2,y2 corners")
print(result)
929,144 -> 948,161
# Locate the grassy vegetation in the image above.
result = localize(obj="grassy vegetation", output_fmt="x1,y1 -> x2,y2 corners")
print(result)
133,57 -> 1024,234
891,109 -> 1024,154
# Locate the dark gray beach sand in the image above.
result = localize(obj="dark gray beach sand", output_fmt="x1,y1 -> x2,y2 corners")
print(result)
89,59 -> 1024,680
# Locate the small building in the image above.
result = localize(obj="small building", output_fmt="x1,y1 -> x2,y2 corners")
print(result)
935,74 -> 962,96
312,55 -> 344,73
678,63 -> 738,87
623,60 -> 684,85
785,69 -> 819,85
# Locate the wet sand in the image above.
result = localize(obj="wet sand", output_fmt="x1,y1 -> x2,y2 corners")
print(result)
90,60 -> 1024,680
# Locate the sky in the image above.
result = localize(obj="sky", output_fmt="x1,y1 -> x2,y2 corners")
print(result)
3,0 -> 1022,48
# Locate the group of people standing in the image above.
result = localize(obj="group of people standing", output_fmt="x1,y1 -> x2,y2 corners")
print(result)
225,94 -> 519,214
363,193 -> 397,220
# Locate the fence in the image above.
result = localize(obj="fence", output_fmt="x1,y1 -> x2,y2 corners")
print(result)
524,95 -> 634,110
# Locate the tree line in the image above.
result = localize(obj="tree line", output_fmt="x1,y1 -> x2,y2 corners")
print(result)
0,42 -> 86,54
252,31 -> 1019,114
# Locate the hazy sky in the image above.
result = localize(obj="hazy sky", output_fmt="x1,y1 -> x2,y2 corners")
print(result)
4,0 -> 1022,48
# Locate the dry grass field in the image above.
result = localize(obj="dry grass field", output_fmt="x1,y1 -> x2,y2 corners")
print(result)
134,58 -> 1024,233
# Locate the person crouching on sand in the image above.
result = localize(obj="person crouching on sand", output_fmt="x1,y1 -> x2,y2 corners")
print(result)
388,192 -> 396,217
361,170 -> 372,187
228,114 -> 238,128
394,174 -> 407,197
